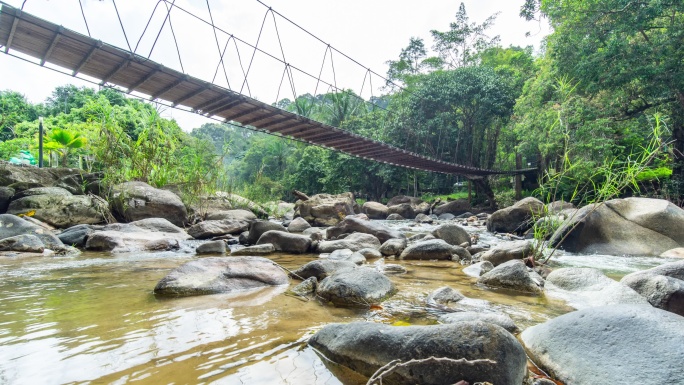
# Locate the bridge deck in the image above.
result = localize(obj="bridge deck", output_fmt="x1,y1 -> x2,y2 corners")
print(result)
0,3 -> 511,176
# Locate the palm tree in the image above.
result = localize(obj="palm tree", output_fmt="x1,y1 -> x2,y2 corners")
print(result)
44,128 -> 87,167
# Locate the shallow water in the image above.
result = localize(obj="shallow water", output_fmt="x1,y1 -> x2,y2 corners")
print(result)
0,221 -> 677,384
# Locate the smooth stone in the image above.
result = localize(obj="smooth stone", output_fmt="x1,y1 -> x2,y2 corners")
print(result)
326,216 -> 404,244
356,247 -> 382,259
462,261 -> 494,277
246,220 -> 287,244
477,260 -> 543,294
206,209 -> 257,221
0,234 -> 45,253
399,239 -> 458,260
431,223 -> 471,246
480,240 -> 535,266
187,219 -> 250,239
379,238 -> 407,256
230,243 -> 276,256
317,232 -> 381,253
291,259 -> 357,281
290,276 -> 317,296
196,240 -> 226,254
427,286 -> 464,309
0,214 -> 65,250
661,247 -> 684,258
439,311 -> 520,334
362,201 -> 389,219
487,197 -> 544,234
256,230 -> 311,254
386,213 -> 405,220
287,217 -> 311,233
317,268 -> 396,307
111,181 -> 187,226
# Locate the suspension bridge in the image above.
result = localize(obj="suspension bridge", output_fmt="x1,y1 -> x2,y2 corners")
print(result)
0,1 -> 524,177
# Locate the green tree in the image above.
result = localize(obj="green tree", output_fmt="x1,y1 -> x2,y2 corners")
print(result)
44,127 -> 87,167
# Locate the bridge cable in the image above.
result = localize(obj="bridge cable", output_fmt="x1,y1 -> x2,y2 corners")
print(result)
112,0 -> 133,52
205,0 -> 232,90
134,0 -> 163,53
148,0 -> 175,59
163,1 -> 185,73
78,0 -> 91,37
239,7 -> 270,94
269,11 -> 296,100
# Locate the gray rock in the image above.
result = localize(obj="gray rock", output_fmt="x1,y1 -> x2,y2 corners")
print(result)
0,186 -> 15,213
7,189 -> 109,228
12,186 -> 72,199
187,219 -> 250,239
480,240 -> 534,266
407,233 -> 428,242
362,201 -> 389,219
451,245 -> 472,260
427,286 -> 464,308
477,260 -> 543,293
256,230 -> 311,254
622,260 -> 684,281
386,213 -> 405,220
437,213 -> 455,220
414,213 -> 433,223
154,256 -> 288,296
84,222 -> 191,253
291,259 -> 357,281
386,195 -> 430,219
196,240 -> 226,254
294,192 -> 356,226
246,220 -> 288,244
290,276 -> 317,297
545,267 -> 648,309
431,223 -> 470,246
0,214 -> 64,250
111,181 -> 187,226
302,227 -> 326,238
379,238 -> 407,256
487,197 -> 544,234
56,172 -> 102,195
230,243 -> 276,256
377,263 -> 407,274
356,247 -> 383,259
317,232 -> 381,253
0,234 -> 45,252
317,268 -> 396,306
326,216 -> 404,244
661,247 -> 684,258
206,209 -> 257,221
58,224 -> 100,247
433,199 -> 471,216
521,304 -> 684,385
439,311 -> 520,334
462,260 -> 494,277
287,217 -> 311,233
130,218 -> 187,234
399,239 -> 457,260
309,321 -> 527,385
621,274 -> 684,316
327,249 -> 366,265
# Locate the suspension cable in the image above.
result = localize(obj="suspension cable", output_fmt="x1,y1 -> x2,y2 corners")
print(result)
112,0 -> 132,52
78,0 -> 91,37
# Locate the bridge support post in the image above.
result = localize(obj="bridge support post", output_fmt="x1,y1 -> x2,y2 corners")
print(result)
515,153 -> 522,200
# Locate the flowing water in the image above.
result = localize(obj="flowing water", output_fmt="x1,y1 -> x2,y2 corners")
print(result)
0,220 -> 677,385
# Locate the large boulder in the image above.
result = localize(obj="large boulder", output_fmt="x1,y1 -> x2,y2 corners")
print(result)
317,232 -> 381,253
317,267 -> 396,306
362,201 -> 389,219
549,197 -> 684,256
0,162 -> 79,188
662,248 -> 684,258
84,220 -> 192,253
521,304 -> 684,385
326,216 -> 404,244
477,260 -> 543,293
58,224 -> 102,247
431,223 -> 470,246
7,187 -> 109,228
387,197 -> 430,220
206,209 -> 257,221
0,186 -> 15,213
0,214 -> 64,250
0,234 -> 45,253
433,199 -> 471,216
291,259 -> 357,281
309,321 -> 527,385
287,217 -> 311,233
399,239 -> 460,260
195,240 -> 226,254
480,240 -> 535,266
111,181 -> 187,227
153,256 -> 288,296
295,192 -> 356,226
487,197 -> 544,234
187,219 -> 249,239
256,230 -> 311,254
56,172 -> 103,195
545,267 -> 648,309
230,243 -> 275,256
621,261 -> 684,316
246,220 -> 287,244
379,238 -> 407,256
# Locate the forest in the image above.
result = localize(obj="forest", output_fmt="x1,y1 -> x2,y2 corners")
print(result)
1,0 -> 682,209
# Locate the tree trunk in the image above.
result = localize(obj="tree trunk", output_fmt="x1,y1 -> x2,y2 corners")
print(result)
471,177 -> 497,209
515,153 -> 523,200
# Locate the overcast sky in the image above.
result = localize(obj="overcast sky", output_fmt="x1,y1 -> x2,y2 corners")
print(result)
0,0 -> 549,131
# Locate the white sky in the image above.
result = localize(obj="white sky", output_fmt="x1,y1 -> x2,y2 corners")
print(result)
0,0 -> 549,131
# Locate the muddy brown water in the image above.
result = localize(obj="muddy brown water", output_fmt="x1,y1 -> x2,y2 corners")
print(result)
0,221 -> 676,384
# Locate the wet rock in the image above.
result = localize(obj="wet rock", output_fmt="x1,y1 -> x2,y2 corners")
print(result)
0,163 -> 81,188
377,263 -> 407,274
132,218 -> 187,234
230,243 -> 276,256
462,261 -> 494,277
188,219 -> 249,239
477,260 -> 543,293
439,311 -> 520,334
317,267 -> 396,306
58,224 -> 101,247
399,239 -> 458,260
437,213 -> 455,220
0,186 -> 14,213
309,321 -> 527,385
487,197 -> 544,234
550,197 -> 684,256
196,240 -> 226,254
295,192 -> 356,226
154,256 -> 288,296
379,238 -> 407,256
362,201 -> 389,219
287,217 -> 311,233
326,216 -> 404,244
0,234 -> 45,253
290,276 -> 317,297
7,187 -> 109,228
291,259 -> 357,281
433,199 -> 471,216
414,213 -> 433,223
246,220 -> 288,244
431,223 -> 470,246
256,230 -> 311,254
545,267 -> 647,308
0,214 -> 64,250
386,213 -> 405,220
521,304 -> 684,385
327,249 -> 366,265
427,286 -> 464,309
661,247 -> 684,258
621,261 -> 684,316
317,232 -> 381,253
356,247 -> 382,259
479,240 -> 534,267
111,181 -> 187,226
206,209 -> 257,221
84,221 -> 191,253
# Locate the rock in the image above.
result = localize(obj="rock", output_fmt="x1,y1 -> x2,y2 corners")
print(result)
84,222 -> 191,253
0,162 -> 80,188
317,267 -> 396,306
377,263 -> 407,274
361,201 -> 389,219
111,181 -> 187,226
302,227 -> 326,237
287,217 -> 311,233
196,240 -> 226,254
399,239 -> 458,260
546,200 -> 574,213
457,212 -> 476,219
487,197 -> 544,234
414,213 -> 433,223
431,223 -> 471,246
154,256 -> 288,296
256,230 -> 311,254
437,213 -> 455,220
206,209 -> 257,221
387,202 -> 429,220
467,245 -> 489,255
230,243 -> 276,256
246,220 -> 288,244
290,276 -> 317,296
0,214 -> 64,250
187,219 -> 250,239
326,216 -> 404,244
379,238 -> 407,256
407,233 -> 428,242
317,232 -> 381,253
129,218 -> 187,234
621,274 -> 684,316
550,197 -> 684,256
521,304 -> 684,385
326,249 -> 366,265
356,247 -> 383,259
427,286 -> 464,308
0,186 -> 14,213
462,261 -> 494,277
439,311 -> 520,334
294,192 -> 356,226
477,260 -> 543,293
309,321 -> 527,385
55,172 -> 103,195
624,260 -> 684,280
480,240 -> 535,266
661,247 -> 684,258
189,194 -> 233,215
58,224 -> 101,247
7,188 -> 109,228
291,259 -> 357,281
0,234 -> 45,252
545,267 -> 648,309
386,213 -> 404,220
433,199 -> 471,216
